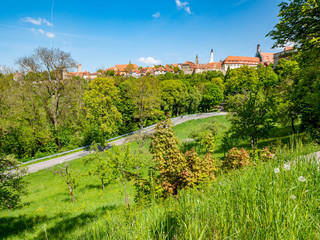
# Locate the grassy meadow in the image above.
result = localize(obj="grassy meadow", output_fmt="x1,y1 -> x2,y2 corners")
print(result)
1,115 -> 320,239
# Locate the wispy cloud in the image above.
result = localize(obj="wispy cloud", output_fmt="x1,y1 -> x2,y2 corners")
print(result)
175,0 -> 191,14
234,0 -> 249,6
31,28 -> 55,38
138,57 -> 161,65
23,17 -> 53,27
152,12 -> 161,18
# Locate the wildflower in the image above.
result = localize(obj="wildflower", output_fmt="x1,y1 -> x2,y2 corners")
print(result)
298,176 -> 306,182
290,195 -> 296,200
284,164 -> 291,171
274,168 -> 280,174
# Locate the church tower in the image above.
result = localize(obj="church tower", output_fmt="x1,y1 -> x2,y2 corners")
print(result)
195,55 -> 199,65
209,49 -> 214,63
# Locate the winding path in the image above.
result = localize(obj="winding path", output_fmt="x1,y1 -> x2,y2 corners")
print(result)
26,112 -> 227,174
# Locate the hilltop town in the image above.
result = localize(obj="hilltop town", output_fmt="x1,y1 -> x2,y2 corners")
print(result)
63,44 -> 294,80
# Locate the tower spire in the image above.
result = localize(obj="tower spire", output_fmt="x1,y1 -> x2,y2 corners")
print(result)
209,49 -> 214,63
195,55 -> 199,65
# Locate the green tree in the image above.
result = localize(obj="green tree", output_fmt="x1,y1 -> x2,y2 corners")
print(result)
84,142 -> 113,190
267,0 -> 319,51
274,59 -> 300,133
105,144 -> 139,207
226,91 -> 274,156
84,77 -> 122,147
0,155 -> 27,210
50,163 -> 78,203
126,76 -> 161,131
160,80 -> 188,116
268,0 -> 320,140
224,66 -> 259,95
200,82 -> 224,112
186,86 -> 202,113
16,47 -> 76,149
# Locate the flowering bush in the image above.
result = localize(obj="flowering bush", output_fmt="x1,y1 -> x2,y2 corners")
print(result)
223,147 -> 250,170
259,147 -> 275,162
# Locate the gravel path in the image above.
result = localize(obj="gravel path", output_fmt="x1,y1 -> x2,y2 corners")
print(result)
26,112 -> 227,174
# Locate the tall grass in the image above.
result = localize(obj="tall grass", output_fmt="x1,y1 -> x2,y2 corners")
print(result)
2,142 -> 318,239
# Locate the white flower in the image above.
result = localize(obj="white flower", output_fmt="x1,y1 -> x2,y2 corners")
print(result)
298,176 -> 306,182
284,164 -> 291,171
274,168 -> 280,174
290,195 -> 296,200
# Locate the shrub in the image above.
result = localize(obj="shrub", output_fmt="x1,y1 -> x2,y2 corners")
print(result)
259,147 -> 275,162
223,147 -> 250,170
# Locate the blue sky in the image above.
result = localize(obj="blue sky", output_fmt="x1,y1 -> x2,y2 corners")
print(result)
0,0 -> 282,72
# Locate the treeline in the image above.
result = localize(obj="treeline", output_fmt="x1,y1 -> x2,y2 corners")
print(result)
1,43 -> 319,160
0,49 -> 224,160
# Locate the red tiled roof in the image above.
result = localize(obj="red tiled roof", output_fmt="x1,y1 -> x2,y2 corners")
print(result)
206,62 -> 222,69
224,56 -> 260,64
115,64 -> 138,70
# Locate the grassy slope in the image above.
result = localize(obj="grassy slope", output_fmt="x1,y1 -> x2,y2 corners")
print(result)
1,115 -> 319,239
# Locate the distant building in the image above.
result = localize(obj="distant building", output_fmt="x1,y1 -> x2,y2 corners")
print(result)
256,44 -> 274,66
182,50 -> 224,75
221,56 -> 260,71
273,47 -> 294,66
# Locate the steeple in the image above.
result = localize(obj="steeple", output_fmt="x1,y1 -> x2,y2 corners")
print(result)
209,49 -> 214,63
195,55 -> 199,64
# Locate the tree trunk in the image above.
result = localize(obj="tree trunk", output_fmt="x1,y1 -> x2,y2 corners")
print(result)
101,178 -> 105,190
68,186 -> 75,203
120,169 -> 130,208
250,137 -> 256,160
140,117 -> 143,132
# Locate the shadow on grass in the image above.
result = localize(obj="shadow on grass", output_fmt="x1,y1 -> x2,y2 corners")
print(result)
33,204 -> 119,239
151,211 -> 179,239
0,214 -> 50,238
84,184 -> 104,190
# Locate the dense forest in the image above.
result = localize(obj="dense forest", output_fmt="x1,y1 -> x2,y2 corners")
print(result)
0,43 -> 319,161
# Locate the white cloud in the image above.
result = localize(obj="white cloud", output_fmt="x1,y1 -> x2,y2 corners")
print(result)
175,0 -> 191,14
138,57 -> 161,65
30,28 -> 55,38
23,17 -> 53,27
152,12 -> 161,18
46,32 -> 55,38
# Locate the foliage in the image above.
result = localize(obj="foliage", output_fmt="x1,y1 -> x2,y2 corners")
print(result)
84,77 -> 122,147
150,118 -> 216,196
184,148 -> 216,185
200,82 -> 223,112
267,0 -> 320,51
222,147 -> 250,170
224,66 -> 259,95
226,91 -> 274,154
105,144 -> 140,207
160,80 -> 188,116
150,119 -> 187,196
16,47 -> 77,149
84,142 -> 113,190
259,147 -> 275,162
50,163 -> 78,203
126,76 -> 161,131
268,0 -> 320,141
0,155 -> 27,210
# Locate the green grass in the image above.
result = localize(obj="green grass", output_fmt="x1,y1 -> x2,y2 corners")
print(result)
1,115 -> 320,239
